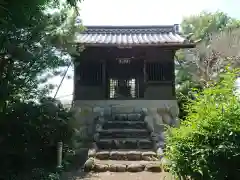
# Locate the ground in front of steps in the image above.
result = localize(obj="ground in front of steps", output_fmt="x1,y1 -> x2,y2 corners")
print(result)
62,171 -> 175,180
79,172 -> 175,180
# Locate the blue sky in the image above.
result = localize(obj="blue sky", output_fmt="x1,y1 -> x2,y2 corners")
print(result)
50,0 -> 240,103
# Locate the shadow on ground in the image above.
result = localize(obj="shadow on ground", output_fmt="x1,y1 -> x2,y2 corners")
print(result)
61,148 -> 90,180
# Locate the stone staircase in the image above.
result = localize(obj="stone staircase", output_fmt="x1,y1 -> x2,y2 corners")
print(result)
83,112 -> 168,173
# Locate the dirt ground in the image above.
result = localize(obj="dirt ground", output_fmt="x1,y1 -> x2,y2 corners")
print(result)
62,171 -> 175,180
80,172 -> 175,180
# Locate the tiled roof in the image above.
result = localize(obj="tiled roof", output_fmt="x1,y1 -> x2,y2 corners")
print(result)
75,25 -> 194,47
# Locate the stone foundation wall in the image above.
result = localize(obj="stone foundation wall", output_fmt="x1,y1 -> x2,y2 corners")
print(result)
143,107 -> 179,151
71,100 -> 179,151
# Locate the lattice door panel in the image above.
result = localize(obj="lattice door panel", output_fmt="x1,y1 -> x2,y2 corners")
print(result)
108,78 -> 137,99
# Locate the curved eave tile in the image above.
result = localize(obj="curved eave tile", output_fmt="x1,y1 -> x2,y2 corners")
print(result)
75,33 -> 192,46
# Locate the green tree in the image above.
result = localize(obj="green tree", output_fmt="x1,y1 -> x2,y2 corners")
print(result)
0,0 -> 83,103
0,0 -> 85,179
176,11 -> 240,119
181,11 -> 240,42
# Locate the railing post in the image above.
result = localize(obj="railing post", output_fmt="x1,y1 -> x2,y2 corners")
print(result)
57,141 -> 63,168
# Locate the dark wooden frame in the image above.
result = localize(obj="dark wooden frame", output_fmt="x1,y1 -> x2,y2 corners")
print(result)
73,46 -> 178,100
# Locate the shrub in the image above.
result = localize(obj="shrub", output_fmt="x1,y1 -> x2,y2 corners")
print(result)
0,97 -> 75,179
165,69 -> 240,180
176,80 -> 203,120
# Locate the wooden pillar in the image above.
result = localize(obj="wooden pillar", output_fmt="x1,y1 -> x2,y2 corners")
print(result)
102,59 -> 108,99
137,59 -> 145,98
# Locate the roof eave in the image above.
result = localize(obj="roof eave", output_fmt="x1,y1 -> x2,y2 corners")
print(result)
76,43 -> 196,49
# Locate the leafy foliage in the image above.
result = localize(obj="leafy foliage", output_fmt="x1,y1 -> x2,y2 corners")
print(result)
166,68 -> 240,180
0,0 -> 85,179
181,11 -> 240,42
176,11 -> 240,119
0,0 -> 83,102
0,97 -> 75,179
179,11 -> 240,84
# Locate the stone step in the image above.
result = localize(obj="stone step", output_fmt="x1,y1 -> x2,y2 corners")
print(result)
84,159 -> 163,173
89,149 -> 158,161
96,138 -> 154,150
106,120 -> 146,124
112,114 -> 144,121
98,133 -> 150,139
103,121 -> 147,129
97,129 -> 148,133
97,129 -> 150,139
